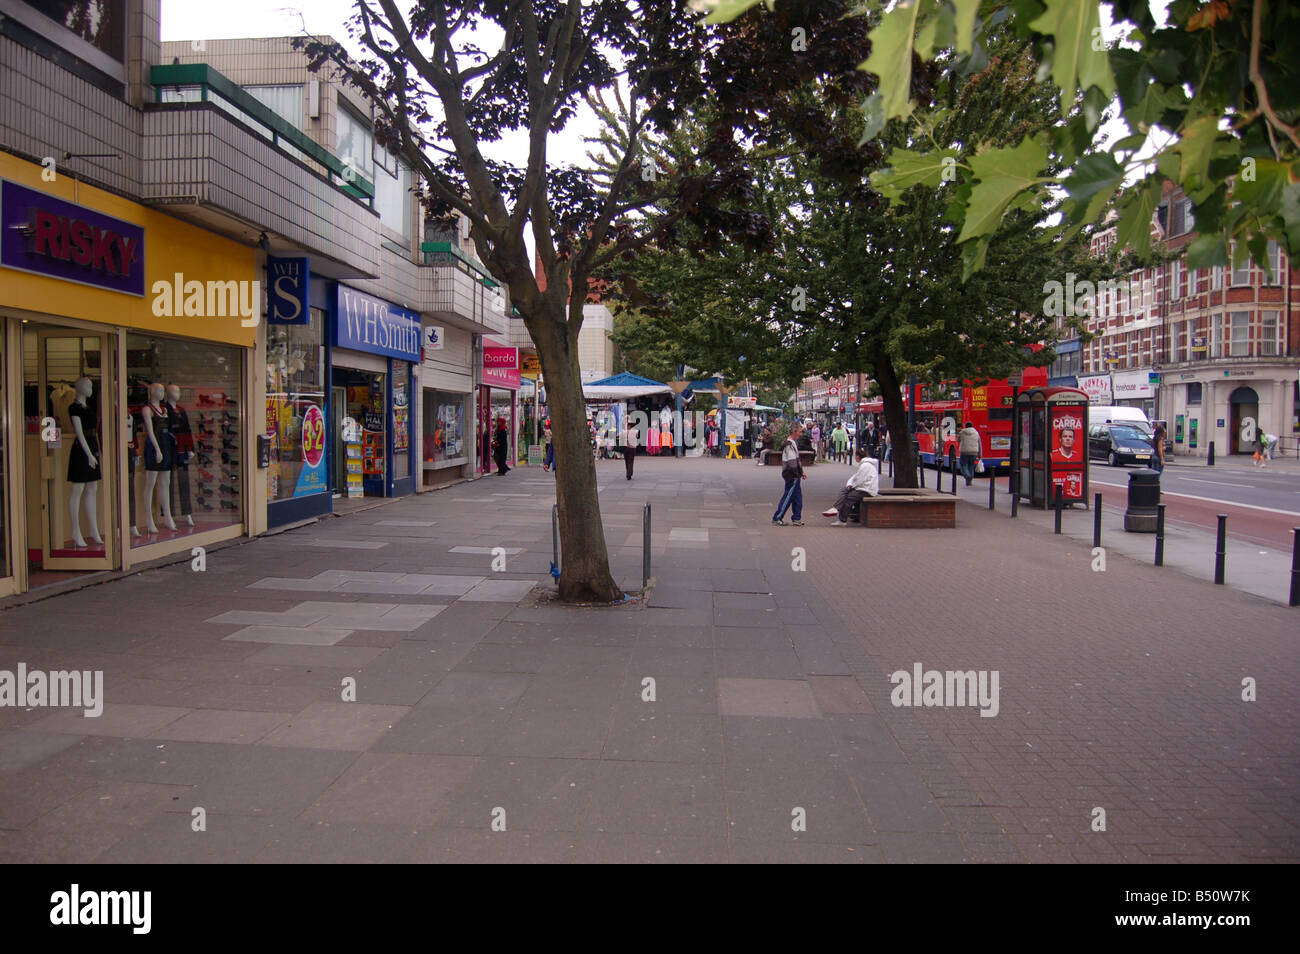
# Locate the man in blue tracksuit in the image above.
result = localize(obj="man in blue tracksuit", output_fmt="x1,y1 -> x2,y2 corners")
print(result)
772,423 -> 806,526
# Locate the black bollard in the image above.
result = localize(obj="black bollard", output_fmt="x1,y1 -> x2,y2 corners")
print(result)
1207,440 -> 1215,466
988,473 -> 996,510
1054,485 -> 1063,534
1215,514 -> 1227,584
1290,528 -> 1300,607
1093,492 -> 1102,548
950,450 -> 958,495
1155,503 -> 1165,566
1011,477 -> 1018,518
919,455 -> 925,489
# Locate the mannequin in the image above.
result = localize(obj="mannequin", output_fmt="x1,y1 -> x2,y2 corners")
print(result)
165,384 -> 194,527
66,377 -> 103,548
126,411 -> 140,537
141,382 -> 177,533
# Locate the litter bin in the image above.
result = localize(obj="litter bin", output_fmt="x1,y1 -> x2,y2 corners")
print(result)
1124,468 -> 1161,532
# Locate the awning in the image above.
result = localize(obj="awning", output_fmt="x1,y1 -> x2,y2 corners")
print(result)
582,372 -> 673,400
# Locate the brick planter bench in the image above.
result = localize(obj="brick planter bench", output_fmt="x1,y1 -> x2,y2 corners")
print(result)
762,449 -> 816,466
852,488 -> 956,528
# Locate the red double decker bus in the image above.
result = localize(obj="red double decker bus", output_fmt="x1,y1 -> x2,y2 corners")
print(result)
858,367 -> 1048,472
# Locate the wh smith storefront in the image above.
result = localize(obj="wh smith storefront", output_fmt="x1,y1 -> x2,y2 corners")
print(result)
328,285 -> 419,501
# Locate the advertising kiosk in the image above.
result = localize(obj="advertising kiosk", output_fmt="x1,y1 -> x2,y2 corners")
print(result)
1015,387 -> 1090,508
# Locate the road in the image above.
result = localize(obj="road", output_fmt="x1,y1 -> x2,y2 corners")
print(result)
1087,460 -> 1299,549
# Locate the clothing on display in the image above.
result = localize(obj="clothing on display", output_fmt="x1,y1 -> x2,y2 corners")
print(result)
66,402 -> 100,483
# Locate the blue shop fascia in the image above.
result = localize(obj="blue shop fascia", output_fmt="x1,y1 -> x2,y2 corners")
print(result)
327,283 -> 421,501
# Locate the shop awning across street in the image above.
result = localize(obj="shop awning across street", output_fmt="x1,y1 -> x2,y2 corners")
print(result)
582,372 -> 673,400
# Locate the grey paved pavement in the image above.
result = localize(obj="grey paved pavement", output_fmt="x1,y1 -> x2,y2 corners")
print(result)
0,455 -> 1295,863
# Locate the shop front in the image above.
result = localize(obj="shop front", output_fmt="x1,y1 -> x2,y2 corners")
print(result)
329,285 -> 419,500
0,155 -> 256,597
1165,366 -> 1297,457
419,323 -> 474,488
477,340 -> 520,474
1111,369 -> 1157,417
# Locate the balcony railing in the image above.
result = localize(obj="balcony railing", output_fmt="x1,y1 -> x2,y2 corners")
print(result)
149,63 -> 374,204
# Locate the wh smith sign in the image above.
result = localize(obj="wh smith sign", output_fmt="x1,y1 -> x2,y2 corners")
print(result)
334,285 -> 421,361
267,257 -> 310,325
0,179 -> 145,296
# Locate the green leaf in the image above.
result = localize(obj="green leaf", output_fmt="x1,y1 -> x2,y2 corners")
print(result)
859,92 -> 887,144
1062,152 -> 1124,223
1027,0 -> 1115,110
1175,114 -> 1222,194
871,148 -> 961,202
956,134 -> 1049,243
915,3 -> 956,60
1233,157 -> 1295,214
1185,234 -> 1228,270
1115,176 -> 1161,258
859,0 -> 926,121
960,235 -> 990,281
950,0 -> 980,54
1281,183 -> 1300,255
702,0 -> 767,25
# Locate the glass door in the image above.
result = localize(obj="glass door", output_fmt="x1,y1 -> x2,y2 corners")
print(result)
33,330 -> 116,572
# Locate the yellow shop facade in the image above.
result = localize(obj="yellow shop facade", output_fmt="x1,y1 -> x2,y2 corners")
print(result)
0,152 -> 258,597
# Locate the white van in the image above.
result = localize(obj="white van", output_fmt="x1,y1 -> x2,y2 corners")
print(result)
1090,405 -> 1151,433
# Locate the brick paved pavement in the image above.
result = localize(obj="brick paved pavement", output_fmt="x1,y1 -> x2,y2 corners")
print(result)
0,455 -> 1294,863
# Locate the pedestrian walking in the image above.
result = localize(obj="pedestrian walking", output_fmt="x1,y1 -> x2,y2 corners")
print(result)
492,417 -> 510,475
810,422 -> 822,461
623,419 -> 637,480
772,423 -> 807,526
831,422 -> 850,463
542,419 -> 554,473
957,420 -> 981,485
829,448 -> 880,525
1151,421 -> 1167,474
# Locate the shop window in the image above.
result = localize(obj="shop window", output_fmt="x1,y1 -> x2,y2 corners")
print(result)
1229,311 -> 1249,357
266,309 -> 326,502
423,391 -> 467,465
375,160 -> 414,240
125,333 -> 243,546
337,105 -> 375,184
245,85 -> 305,129
22,0 -> 125,62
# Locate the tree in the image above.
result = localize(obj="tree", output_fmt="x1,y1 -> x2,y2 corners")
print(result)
611,29 -> 1103,485
300,1 -> 874,600
706,0 -> 1299,278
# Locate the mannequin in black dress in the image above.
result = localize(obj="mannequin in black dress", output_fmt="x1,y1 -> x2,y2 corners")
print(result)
66,377 -> 103,548
165,384 -> 194,527
141,382 -> 177,533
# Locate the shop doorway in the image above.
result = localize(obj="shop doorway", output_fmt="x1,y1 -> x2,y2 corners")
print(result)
23,325 -> 117,583
1228,386 -> 1259,454
332,367 -> 386,496
331,384 -> 347,495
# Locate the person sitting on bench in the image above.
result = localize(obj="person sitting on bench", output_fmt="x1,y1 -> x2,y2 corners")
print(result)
829,448 -> 880,526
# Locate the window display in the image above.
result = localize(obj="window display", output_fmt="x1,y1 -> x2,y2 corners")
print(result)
126,334 -> 243,547
423,390 -> 466,464
266,311 -> 327,502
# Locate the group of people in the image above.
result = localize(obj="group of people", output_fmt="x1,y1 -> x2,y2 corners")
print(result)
771,422 -> 881,526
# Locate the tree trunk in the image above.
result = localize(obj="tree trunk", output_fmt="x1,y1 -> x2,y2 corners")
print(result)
527,299 -> 623,603
875,353 -> 917,489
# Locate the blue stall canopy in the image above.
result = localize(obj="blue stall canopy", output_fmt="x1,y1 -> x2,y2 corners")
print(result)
582,372 -> 673,400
